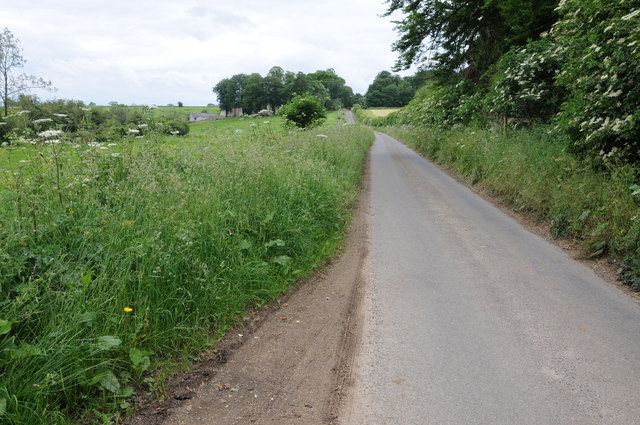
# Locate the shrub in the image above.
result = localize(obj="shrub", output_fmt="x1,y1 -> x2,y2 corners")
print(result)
552,0 -> 640,160
488,39 -> 566,123
163,118 -> 189,136
279,93 -> 327,128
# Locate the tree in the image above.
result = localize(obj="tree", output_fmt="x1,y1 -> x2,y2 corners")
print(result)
242,73 -> 266,114
213,74 -> 247,115
384,0 -> 557,82
262,66 -> 286,111
279,93 -> 326,128
0,27 -> 53,116
365,71 -> 415,107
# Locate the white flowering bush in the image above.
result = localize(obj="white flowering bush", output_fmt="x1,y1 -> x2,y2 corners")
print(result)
552,0 -> 639,159
488,39 -> 566,122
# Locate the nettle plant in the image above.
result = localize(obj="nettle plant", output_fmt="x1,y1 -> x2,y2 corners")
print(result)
552,0 -> 639,160
489,39 -> 566,123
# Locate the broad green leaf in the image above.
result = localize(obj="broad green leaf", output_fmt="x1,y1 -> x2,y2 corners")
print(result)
81,269 -> 93,291
0,320 -> 13,336
129,347 -> 151,367
272,255 -> 292,266
95,336 -> 121,351
99,371 -> 121,393
120,386 -> 135,397
5,343 -> 44,359
264,239 -> 285,248
578,210 -> 591,221
260,211 -> 275,225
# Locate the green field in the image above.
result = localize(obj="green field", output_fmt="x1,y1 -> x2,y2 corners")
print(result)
0,116 -> 371,424
360,108 -> 400,118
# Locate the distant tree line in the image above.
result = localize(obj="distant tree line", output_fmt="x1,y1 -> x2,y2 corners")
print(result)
213,67 -> 358,115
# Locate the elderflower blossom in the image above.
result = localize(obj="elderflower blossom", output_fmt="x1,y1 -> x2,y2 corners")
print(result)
53,113 -> 68,117
621,9 -> 640,21
127,128 -> 140,134
38,129 -> 63,138
33,118 -> 53,124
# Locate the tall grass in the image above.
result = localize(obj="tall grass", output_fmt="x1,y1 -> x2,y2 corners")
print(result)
383,125 -> 640,283
0,123 -> 372,423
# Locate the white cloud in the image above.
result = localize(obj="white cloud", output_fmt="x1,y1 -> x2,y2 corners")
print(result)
3,0 -> 416,105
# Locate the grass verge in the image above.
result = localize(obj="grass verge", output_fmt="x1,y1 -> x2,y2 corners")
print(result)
0,122 -> 372,423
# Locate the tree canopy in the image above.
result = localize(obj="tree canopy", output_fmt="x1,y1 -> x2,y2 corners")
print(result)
384,0 -> 558,81
365,70 -> 426,107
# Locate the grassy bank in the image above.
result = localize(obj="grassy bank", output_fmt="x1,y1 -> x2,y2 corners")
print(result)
382,125 -> 640,288
0,122 -> 373,423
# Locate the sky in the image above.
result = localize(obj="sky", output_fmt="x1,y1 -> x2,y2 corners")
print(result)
3,0 -> 416,106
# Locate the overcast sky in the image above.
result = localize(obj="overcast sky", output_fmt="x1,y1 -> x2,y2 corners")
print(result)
3,0 -> 415,106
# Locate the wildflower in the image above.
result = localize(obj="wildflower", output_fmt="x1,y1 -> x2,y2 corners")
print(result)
99,146 -> 109,150
170,131 -> 179,135
622,9 -> 640,21
38,129 -> 63,138
0,122 -> 6,125
110,153 -> 121,157
44,139 -> 61,144
124,307 -> 133,313
81,107 -> 92,111
250,123 -> 257,127
128,128 -> 140,134
1,142 -> 8,147
234,129 -> 242,134
264,121 -> 270,124
107,143 -> 118,146
18,110 -> 30,115
137,124 -> 148,128
316,134 -> 328,138
53,113 -> 68,117
33,118 -> 53,123
68,208 -> 75,214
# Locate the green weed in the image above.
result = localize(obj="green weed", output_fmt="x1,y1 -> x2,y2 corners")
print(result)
0,123 -> 373,423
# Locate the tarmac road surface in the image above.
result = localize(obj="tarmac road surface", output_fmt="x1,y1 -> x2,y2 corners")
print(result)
341,131 -> 640,425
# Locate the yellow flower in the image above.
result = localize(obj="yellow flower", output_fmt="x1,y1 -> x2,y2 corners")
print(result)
124,307 -> 133,313
68,208 -> 75,214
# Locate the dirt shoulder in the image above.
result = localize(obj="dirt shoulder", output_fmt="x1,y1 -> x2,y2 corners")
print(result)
124,160 -> 370,425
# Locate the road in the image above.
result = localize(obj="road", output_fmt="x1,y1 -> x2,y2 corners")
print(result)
340,132 -> 640,424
